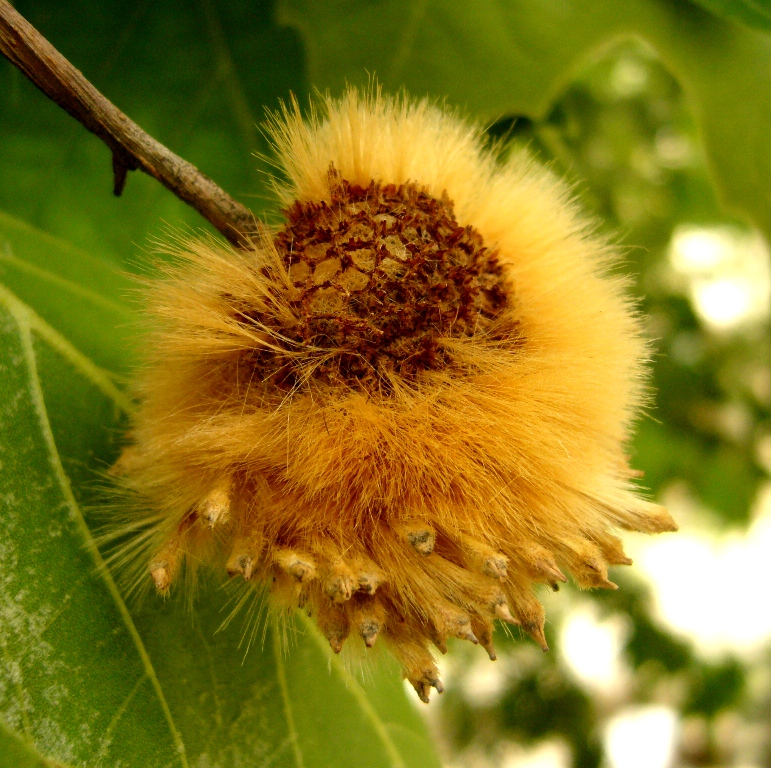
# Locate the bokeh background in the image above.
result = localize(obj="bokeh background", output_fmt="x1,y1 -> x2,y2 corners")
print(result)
1,2 -> 770,767
426,40 -> 771,768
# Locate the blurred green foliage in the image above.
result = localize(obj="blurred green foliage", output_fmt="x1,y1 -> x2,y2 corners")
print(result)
435,38 -> 771,768
1,1 -> 770,767
690,0 -> 771,32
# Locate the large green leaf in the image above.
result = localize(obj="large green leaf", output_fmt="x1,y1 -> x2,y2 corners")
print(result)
277,0 -> 771,241
0,288 -> 181,767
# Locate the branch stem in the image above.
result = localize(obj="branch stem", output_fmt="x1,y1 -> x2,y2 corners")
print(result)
0,0 -> 256,247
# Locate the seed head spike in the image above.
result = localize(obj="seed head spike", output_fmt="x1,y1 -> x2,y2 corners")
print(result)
432,600 -> 480,644
455,533 -> 509,580
274,550 -> 317,583
149,561 -> 173,594
353,598 -> 386,648
353,557 -> 387,595
620,503 -> 679,534
494,600 -> 518,624
399,525 -> 436,557
599,534 -> 634,566
482,554 -> 509,581
317,601 -> 350,654
431,635 -> 449,655
226,533 -> 263,580
525,621 -> 549,652
226,552 -> 254,581
200,483 -> 231,528
323,559 -> 357,603
147,514 -> 195,594
471,617 -> 497,660
521,544 -> 568,586
504,586 -> 546,649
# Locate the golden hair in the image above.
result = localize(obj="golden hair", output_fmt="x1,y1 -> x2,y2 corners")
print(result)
112,87 -> 676,702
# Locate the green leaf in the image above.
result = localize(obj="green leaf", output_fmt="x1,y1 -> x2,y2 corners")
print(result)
0,290 -> 182,767
133,601 -> 441,768
689,0 -> 771,32
277,0 -> 771,240
0,211 -> 136,375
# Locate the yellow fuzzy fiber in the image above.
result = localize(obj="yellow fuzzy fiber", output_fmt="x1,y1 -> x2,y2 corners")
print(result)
113,88 -> 676,702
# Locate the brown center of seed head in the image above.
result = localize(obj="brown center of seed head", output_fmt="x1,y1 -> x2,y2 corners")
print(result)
271,167 -> 509,387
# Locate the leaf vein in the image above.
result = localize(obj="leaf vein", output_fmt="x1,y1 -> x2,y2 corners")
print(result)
95,672 -> 149,762
0,241 -> 134,320
6,301 -> 188,768
271,622 -> 305,768
0,283 -> 134,415
0,210 -> 122,278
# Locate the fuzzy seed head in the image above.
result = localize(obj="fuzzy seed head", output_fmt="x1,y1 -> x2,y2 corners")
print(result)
112,87 -> 677,703
268,170 -> 509,388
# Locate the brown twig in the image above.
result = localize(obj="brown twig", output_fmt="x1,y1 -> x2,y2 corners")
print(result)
0,0 -> 257,247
